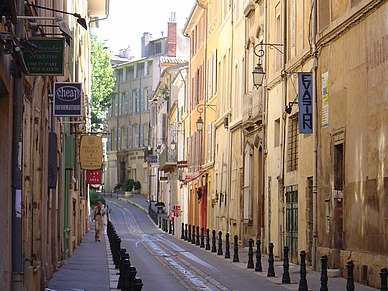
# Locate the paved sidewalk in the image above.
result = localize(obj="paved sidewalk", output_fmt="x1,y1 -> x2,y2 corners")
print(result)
117,193 -> 378,291
46,221 -> 110,291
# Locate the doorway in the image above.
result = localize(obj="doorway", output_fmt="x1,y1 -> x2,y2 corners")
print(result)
286,185 -> 298,262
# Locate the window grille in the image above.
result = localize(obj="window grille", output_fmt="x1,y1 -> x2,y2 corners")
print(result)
287,115 -> 298,171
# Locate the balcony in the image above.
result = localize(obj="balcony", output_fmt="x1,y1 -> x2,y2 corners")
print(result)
159,147 -> 177,173
242,89 -> 263,132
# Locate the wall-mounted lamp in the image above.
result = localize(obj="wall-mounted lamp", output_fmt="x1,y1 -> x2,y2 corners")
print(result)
170,139 -> 177,150
285,101 -> 298,114
196,104 -> 216,131
252,43 -> 283,88
25,3 -> 88,30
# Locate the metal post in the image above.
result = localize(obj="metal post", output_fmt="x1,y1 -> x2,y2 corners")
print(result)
196,226 -> 200,246
298,250 -> 308,291
181,223 -> 185,239
192,225 -> 196,244
247,238 -> 254,268
188,224 -> 191,242
206,228 -> 210,250
346,261 -> 355,291
225,233 -> 230,259
282,246 -> 290,283
267,243 -> 275,277
184,223 -> 188,241
320,255 -> 328,291
217,231 -> 223,255
200,227 -> 205,248
255,239 -> 262,272
211,230 -> 217,252
233,235 -> 239,262
380,267 -> 388,291
132,277 -> 143,291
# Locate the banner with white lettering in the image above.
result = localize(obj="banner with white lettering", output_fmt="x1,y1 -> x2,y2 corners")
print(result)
53,82 -> 82,116
298,73 -> 313,134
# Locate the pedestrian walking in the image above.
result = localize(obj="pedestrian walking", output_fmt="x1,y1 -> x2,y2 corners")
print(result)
92,201 -> 106,241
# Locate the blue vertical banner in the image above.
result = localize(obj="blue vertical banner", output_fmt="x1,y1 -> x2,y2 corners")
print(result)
298,72 -> 313,134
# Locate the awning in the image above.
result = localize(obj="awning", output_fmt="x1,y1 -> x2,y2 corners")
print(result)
182,170 -> 207,185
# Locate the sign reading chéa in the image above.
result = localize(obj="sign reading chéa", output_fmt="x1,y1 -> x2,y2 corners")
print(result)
80,136 -> 103,170
54,82 -> 82,116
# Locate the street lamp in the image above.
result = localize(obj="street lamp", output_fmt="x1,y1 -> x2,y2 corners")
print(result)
170,139 -> 177,150
195,104 -> 216,131
25,3 -> 88,30
252,43 -> 284,88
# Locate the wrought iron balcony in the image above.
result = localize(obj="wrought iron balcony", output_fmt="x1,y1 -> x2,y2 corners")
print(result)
159,147 -> 177,173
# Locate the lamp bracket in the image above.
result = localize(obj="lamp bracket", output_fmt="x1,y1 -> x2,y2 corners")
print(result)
254,43 -> 284,57
197,104 -> 216,114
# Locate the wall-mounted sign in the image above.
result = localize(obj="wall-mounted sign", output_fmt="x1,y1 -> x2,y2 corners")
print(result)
298,72 -> 313,134
177,160 -> 188,168
182,172 -> 195,180
148,154 -> 157,164
322,72 -> 329,128
23,37 -> 64,75
80,135 -> 103,170
86,169 -> 102,184
54,82 -> 82,116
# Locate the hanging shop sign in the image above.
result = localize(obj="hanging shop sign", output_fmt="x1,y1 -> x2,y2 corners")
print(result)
148,154 -> 157,164
80,135 -> 103,170
53,82 -> 82,116
298,72 -> 313,134
86,169 -> 102,184
23,37 -> 64,75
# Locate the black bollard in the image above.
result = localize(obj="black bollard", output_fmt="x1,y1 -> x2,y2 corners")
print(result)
181,223 -> 185,239
196,226 -> 200,246
225,233 -> 231,258
192,225 -> 196,244
159,216 -> 161,228
211,230 -> 217,252
233,235 -> 239,262
169,219 -> 172,234
184,223 -> 188,241
298,250 -> 308,291
206,228 -> 210,250
267,243 -> 275,277
200,227 -> 205,248
346,261 -> 355,291
282,246 -> 291,283
188,224 -> 191,242
380,267 -> 388,291
255,239 -> 262,272
132,277 -> 143,291
320,255 -> 328,291
247,238 -> 254,268
217,231 -> 223,255
114,236 -> 121,269
128,266 -> 137,291
121,258 -> 132,290
118,252 -> 130,289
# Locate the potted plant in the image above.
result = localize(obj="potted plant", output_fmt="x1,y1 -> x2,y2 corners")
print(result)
134,181 -> 141,194
122,179 -> 134,197
113,183 -> 122,193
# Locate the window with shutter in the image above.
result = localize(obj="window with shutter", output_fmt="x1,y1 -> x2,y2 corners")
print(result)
136,89 -> 140,112
125,92 -> 129,114
140,124 -> 144,147
136,124 -> 140,147
129,91 -> 133,113
140,88 -> 144,111
118,127 -> 121,150
207,122 -> 211,163
124,126 -> 128,149
129,126 -> 133,148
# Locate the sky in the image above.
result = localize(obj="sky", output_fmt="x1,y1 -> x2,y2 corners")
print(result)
93,0 -> 194,59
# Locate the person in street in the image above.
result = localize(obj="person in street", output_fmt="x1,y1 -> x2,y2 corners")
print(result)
92,201 -> 105,241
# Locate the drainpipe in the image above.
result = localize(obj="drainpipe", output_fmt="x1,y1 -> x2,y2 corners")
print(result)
279,0 -> 287,258
312,0 -> 318,270
12,0 -> 24,288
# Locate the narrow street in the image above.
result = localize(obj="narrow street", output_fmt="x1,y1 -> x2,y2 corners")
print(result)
107,198 -> 289,291
105,196 -> 378,291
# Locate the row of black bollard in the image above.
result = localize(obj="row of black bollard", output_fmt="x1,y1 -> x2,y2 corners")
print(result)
179,227 -> 388,290
107,219 -> 143,290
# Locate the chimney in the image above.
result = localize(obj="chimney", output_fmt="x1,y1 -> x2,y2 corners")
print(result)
167,12 -> 177,57
141,32 -> 152,58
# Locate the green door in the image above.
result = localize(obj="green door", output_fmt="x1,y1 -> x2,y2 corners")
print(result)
286,185 -> 298,263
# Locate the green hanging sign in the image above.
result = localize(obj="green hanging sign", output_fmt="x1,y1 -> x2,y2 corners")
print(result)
23,37 -> 64,76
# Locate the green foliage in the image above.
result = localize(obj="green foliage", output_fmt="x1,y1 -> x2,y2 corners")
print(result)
122,179 -> 134,192
90,30 -> 115,132
134,181 -> 141,190
114,183 -> 122,190
90,189 -> 106,206
161,84 -> 169,100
